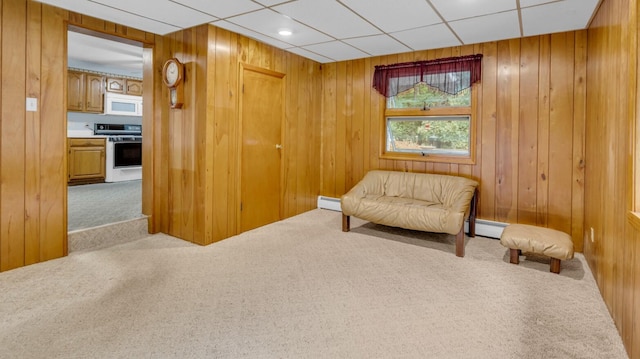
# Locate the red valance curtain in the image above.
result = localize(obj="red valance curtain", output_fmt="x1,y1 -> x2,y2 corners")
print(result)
373,54 -> 483,97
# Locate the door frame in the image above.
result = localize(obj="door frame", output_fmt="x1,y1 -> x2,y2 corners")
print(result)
65,25 -> 155,236
236,63 -> 286,233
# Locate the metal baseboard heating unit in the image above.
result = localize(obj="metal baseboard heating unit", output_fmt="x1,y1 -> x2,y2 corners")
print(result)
318,195 -> 507,239
317,196 -> 342,212
465,219 -> 508,239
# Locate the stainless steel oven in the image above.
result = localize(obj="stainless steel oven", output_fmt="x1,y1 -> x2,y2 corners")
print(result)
95,124 -> 142,182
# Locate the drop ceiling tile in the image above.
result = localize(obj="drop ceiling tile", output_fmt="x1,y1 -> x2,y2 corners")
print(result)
253,0 -> 291,6
38,0 -> 180,34
340,0 -> 441,33
274,0 -> 381,39
449,10 -> 521,45
343,35 -> 412,57
211,21 -> 294,49
522,0 -> 600,36
391,23 -> 462,51
430,0 -> 516,21
301,41 -> 369,62
91,0 -> 217,28
520,0 -> 557,7
226,9 -> 333,46
170,0 -> 262,18
285,47 -> 334,63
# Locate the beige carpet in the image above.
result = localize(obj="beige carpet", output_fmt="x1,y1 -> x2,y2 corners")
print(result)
0,209 -> 628,358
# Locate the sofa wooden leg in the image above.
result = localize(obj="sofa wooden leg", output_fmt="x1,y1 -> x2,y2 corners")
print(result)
468,189 -> 478,237
455,229 -> 465,257
510,248 -> 520,264
550,258 -> 561,274
342,214 -> 350,232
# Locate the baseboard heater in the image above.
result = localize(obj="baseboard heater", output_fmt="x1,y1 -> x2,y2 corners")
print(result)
317,195 -> 507,239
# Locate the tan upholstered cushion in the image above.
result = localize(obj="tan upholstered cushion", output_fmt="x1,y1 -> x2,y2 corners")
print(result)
340,170 -> 478,235
500,224 -> 574,260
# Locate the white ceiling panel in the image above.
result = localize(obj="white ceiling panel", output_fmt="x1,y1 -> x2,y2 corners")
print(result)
253,0 -> 291,6
211,20 -> 295,49
226,9 -> 333,47
340,0 -> 442,33
273,0 -> 381,39
343,35 -> 412,57
37,0 -> 181,34
430,0 -> 516,21
302,41 -> 369,62
91,0 -> 217,28
391,23 -> 462,51
520,0 -> 558,7
285,47 -> 335,63
450,10 -> 521,45
170,0 -> 262,18
47,0 -> 601,65
522,0 -> 601,36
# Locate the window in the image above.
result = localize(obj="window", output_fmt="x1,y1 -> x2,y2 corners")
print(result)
386,115 -> 471,157
374,55 -> 481,164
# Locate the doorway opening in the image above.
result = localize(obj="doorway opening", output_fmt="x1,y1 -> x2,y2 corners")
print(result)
66,27 -> 145,233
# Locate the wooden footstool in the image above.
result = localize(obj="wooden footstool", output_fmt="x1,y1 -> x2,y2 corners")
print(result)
500,224 -> 574,274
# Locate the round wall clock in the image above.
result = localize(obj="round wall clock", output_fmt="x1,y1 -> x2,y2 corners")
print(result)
162,58 -> 183,88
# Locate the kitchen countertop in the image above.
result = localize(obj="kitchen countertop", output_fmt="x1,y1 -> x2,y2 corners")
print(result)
67,130 -> 107,138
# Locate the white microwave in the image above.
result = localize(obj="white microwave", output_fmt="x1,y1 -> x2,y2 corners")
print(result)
105,93 -> 143,116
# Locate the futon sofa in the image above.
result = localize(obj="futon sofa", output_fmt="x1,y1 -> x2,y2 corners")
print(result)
341,170 -> 479,257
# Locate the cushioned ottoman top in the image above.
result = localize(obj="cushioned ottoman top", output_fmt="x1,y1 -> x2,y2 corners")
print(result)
500,224 -> 574,260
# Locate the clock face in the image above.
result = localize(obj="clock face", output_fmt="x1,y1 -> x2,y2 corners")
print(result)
166,62 -> 179,86
164,60 -> 181,87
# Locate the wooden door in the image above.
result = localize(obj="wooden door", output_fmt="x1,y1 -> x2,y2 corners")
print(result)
240,66 -> 285,232
67,71 -> 84,111
85,74 -> 104,113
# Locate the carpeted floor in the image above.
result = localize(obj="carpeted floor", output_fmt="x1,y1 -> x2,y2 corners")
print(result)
0,209 -> 628,358
67,180 -> 143,231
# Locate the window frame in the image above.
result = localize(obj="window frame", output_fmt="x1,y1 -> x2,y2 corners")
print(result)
380,83 -> 478,164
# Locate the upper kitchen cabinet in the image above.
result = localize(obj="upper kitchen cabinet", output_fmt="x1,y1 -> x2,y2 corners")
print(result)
106,77 -> 143,96
68,70 -> 104,113
126,79 -> 143,96
106,77 -> 125,94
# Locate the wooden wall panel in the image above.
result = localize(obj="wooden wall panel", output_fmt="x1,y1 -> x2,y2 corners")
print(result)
321,33 -> 588,249
0,1 -> 157,272
585,0 -> 639,356
152,25 -> 322,245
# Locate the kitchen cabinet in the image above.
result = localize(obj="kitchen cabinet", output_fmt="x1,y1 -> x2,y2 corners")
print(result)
106,77 -> 125,94
106,77 -> 143,96
68,70 -> 104,113
126,79 -> 143,96
68,137 -> 106,185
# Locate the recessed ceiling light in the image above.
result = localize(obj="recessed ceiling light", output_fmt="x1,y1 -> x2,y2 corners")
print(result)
278,29 -> 292,36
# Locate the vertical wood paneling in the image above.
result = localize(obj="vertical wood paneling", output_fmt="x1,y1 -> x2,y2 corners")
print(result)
480,42 -> 498,219
537,35 -> 551,227
0,3 -> 164,271
321,63 -> 337,197
548,33 -> 575,235
495,39 -> 520,223
585,0 -> 639,356
24,1 -> 42,266
1,0 -> 28,271
39,5 -> 68,261
517,37 -> 539,225
153,25 -> 322,245
321,33 -> 587,249
572,31 -> 587,253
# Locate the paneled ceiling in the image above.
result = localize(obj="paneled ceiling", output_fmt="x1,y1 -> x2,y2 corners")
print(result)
44,0 -> 601,64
